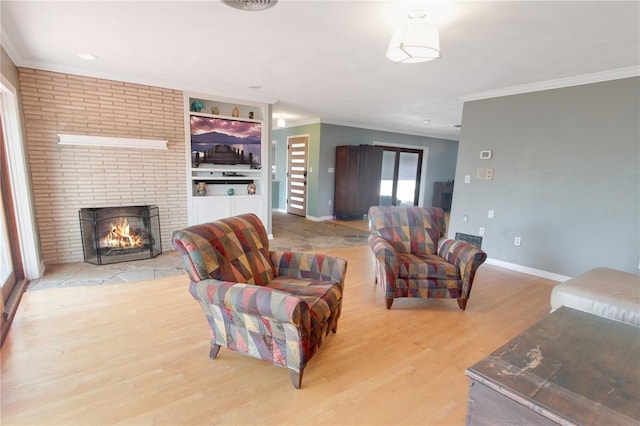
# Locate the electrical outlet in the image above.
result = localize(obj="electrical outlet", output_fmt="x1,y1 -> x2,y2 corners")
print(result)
479,227 -> 485,236
328,199 -> 332,206
488,209 -> 494,219
514,237 -> 521,246
463,214 -> 469,223
465,175 -> 471,184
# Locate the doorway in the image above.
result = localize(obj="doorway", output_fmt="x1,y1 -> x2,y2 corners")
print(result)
286,135 -> 308,217
379,146 -> 424,207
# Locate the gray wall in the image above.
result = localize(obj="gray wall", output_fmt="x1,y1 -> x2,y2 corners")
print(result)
272,123 -> 322,214
450,77 -> 640,276
273,123 -> 459,218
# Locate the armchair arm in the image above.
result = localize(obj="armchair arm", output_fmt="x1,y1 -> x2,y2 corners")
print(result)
190,279 -> 310,327
368,235 -> 400,297
270,251 -> 348,288
437,238 -> 487,298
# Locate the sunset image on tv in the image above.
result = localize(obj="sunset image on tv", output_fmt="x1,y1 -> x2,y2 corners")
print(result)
190,116 -> 262,167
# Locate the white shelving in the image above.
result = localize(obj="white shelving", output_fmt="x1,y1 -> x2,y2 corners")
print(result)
185,94 -> 270,227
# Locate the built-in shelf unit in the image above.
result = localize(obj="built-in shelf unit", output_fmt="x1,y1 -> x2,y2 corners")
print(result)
184,94 -> 271,230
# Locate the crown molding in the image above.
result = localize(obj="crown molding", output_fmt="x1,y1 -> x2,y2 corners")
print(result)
272,117 -> 322,130
274,117 -> 460,141
321,118 -> 460,141
459,66 -> 640,103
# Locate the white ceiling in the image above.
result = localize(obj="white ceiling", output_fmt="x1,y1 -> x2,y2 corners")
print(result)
2,1 -> 639,140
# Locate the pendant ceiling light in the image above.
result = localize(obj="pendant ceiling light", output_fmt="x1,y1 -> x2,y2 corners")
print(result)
386,10 -> 440,64
221,0 -> 277,11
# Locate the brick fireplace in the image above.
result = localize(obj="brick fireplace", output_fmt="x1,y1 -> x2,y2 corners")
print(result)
17,68 -> 187,264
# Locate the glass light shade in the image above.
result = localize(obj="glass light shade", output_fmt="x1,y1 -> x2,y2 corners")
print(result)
386,21 -> 440,64
277,118 -> 286,128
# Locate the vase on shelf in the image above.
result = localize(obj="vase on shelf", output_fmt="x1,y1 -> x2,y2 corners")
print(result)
190,100 -> 204,112
232,107 -> 239,117
247,183 -> 256,195
227,188 -> 235,196
197,182 -> 207,196
211,106 -> 219,115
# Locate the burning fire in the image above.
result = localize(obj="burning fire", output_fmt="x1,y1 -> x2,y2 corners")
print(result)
99,217 -> 144,249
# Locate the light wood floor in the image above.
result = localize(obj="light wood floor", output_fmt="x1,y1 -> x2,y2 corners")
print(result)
1,245 -> 557,425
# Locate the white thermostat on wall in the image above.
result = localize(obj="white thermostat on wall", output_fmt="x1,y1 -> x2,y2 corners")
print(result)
480,150 -> 493,160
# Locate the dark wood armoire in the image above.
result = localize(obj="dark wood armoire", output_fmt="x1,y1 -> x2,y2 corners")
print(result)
334,145 -> 383,219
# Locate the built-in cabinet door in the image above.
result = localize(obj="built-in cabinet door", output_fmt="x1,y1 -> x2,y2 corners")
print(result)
230,196 -> 264,220
193,197 -> 231,224
192,196 -> 266,226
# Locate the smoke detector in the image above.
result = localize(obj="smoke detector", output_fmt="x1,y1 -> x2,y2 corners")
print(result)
222,0 -> 277,11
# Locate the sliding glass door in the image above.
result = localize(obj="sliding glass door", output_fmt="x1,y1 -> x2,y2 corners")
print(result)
0,89 -> 28,345
1,183 -> 16,296
379,146 -> 423,207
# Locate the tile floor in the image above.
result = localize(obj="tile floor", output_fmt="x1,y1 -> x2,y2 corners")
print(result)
27,212 -> 371,291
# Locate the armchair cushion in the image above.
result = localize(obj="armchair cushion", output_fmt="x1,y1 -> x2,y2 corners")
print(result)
398,253 -> 460,280
268,276 -> 342,350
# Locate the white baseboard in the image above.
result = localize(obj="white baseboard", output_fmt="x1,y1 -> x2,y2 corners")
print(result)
485,258 -> 571,283
307,215 -> 334,222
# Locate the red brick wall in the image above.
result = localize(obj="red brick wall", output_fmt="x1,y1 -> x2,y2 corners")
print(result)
18,68 -> 187,264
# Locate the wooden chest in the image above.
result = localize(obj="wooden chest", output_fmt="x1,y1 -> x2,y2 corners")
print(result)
465,306 -> 640,425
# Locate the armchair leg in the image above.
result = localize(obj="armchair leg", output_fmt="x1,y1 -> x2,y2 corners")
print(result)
457,298 -> 468,311
386,297 -> 394,309
209,344 -> 221,359
290,368 -> 304,389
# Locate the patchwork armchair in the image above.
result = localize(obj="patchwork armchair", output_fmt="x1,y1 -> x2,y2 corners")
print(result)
368,206 -> 486,310
172,213 -> 347,389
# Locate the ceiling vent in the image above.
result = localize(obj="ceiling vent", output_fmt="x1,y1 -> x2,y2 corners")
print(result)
221,0 -> 277,11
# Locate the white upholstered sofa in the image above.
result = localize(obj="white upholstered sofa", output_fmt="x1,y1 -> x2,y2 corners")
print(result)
550,267 -> 640,326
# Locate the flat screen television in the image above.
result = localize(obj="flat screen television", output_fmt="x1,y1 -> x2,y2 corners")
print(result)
190,115 -> 262,167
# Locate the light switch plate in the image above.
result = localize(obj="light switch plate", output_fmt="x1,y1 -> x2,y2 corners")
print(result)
480,150 -> 493,159
476,168 -> 494,181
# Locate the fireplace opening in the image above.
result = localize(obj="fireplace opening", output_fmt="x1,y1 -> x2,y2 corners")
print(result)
79,205 -> 162,265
